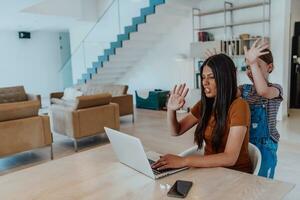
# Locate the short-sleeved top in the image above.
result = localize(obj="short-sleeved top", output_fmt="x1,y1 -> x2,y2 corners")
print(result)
239,83 -> 283,142
191,98 -> 252,173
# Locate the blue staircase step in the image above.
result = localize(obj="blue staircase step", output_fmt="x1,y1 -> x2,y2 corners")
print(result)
140,6 -> 155,17
124,25 -> 138,35
77,79 -> 86,84
82,73 -> 91,80
150,0 -> 165,7
111,41 -> 122,49
87,67 -> 97,74
94,62 -> 103,73
92,61 -> 101,69
93,61 -> 103,70
132,16 -> 146,26
98,61 -> 104,68
98,55 -> 109,62
104,48 -> 115,56
117,33 -> 130,42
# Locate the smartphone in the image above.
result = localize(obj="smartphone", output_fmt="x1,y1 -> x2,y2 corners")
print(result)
167,180 -> 193,198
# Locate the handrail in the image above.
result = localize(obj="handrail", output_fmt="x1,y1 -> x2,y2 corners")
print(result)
58,0 -> 118,72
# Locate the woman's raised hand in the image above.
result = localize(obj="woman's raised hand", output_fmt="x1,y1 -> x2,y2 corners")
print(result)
167,84 -> 189,111
244,39 -> 269,65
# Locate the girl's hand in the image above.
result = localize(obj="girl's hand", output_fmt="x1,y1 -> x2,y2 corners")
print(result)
167,84 -> 189,111
244,39 -> 270,65
151,154 -> 187,170
204,48 -> 218,59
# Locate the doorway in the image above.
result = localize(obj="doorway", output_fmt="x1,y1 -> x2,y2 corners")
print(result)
290,22 -> 300,109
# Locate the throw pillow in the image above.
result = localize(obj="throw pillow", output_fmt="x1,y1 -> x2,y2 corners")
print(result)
62,88 -> 83,101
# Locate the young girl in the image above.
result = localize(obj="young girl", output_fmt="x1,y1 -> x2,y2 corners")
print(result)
240,40 -> 283,178
152,54 -> 252,173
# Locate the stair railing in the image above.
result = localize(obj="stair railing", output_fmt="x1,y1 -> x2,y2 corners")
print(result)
58,0 -> 151,86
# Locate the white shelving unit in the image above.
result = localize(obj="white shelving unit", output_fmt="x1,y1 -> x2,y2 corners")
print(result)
191,0 -> 271,89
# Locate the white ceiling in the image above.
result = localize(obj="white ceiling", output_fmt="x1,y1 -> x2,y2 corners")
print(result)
0,0 -> 200,32
0,0 -> 103,31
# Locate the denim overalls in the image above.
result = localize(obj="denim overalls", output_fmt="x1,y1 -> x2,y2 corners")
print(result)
242,84 -> 278,178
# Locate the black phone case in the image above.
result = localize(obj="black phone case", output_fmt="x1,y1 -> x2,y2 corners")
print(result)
167,180 -> 193,198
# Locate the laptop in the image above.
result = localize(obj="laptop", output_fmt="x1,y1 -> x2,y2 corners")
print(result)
105,127 -> 188,179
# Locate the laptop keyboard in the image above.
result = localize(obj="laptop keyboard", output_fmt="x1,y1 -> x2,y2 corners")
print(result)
148,159 -> 174,175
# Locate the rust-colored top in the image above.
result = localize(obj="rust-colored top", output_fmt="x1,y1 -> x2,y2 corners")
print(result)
191,98 -> 252,173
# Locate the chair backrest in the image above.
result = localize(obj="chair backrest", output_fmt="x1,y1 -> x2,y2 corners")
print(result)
0,86 -> 27,104
77,83 -> 128,97
178,143 -> 261,175
248,143 -> 262,175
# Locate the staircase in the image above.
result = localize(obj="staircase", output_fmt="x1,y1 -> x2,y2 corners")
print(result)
78,0 -> 196,85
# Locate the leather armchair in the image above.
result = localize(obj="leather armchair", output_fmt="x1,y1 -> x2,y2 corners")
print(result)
50,83 -> 134,122
0,86 -> 53,159
49,93 -> 120,151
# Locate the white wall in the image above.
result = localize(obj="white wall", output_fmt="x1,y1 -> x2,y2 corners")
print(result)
0,31 -> 63,100
269,0 -> 290,119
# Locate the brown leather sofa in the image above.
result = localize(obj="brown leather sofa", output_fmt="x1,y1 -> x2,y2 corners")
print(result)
49,93 -> 120,151
0,86 -> 53,159
50,83 -> 134,122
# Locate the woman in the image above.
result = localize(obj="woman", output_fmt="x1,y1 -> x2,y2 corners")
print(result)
152,54 -> 252,173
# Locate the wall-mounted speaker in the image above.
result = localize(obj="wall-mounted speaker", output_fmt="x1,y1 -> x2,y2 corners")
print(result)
18,32 -> 31,39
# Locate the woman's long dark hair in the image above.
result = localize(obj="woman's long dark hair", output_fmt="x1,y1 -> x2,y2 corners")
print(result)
194,54 -> 237,152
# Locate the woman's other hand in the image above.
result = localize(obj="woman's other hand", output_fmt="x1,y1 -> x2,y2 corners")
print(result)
167,83 -> 189,111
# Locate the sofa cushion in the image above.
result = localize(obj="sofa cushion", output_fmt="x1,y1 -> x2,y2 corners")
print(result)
0,100 -> 40,122
77,83 -> 128,97
51,98 -> 77,108
62,87 -> 83,101
51,98 -> 65,105
0,86 -> 27,104
76,93 -> 112,109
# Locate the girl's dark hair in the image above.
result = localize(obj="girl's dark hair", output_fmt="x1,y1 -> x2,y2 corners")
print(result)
259,48 -> 273,65
194,54 -> 237,152
259,48 -> 274,73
